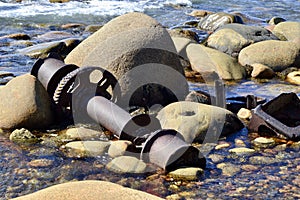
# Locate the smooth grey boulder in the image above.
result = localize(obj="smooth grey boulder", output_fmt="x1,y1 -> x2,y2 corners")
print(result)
197,12 -> 243,31
238,40 -> 300,71
65,12 -> 188,109
12,180 -> 163,200
207,24 -> 278,57
156,101 -> 244,143
186,43 -> 246,80
0,74 -> 53,130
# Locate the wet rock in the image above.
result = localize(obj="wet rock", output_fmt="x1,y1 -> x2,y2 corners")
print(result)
186,43 -> 246,80
253,137 -> 275,148
237,108 -> 252,120
249,156 -> 279,165
235,139 -> 246,147
0,33 -> 30,40
156,101 -> 244,143
64,127 -> 104,140
216,163 -> 241,176
84,24 -> 103,33
0,71 -> 15,85
197,12 -> 243,32
63,141 -> 110,158
189,10 -> 214,18
106,156 -> 147,174
268,17 -> 286,25
9,128 -> 39,144
250,63 -> 275,79
238,40 -> 300,72
0,74 -> 53,130
241,164 -> 259,171
108,140 -> 132,158
12,180 -> 163,200
65,12 -> 188,108
18,38 -> 80,58
272,21 -> 300,41
215,142 -> 230,150
168,167 -> 204,181
28,158 -> 54,168
207,24 -> 278,57
171,37 -> 197,60
36,31 -> 73,41
61,23 -> 85,29
208,154 -> 225,163
185,90 -> 212,104
286,71 -> 300,85
169,29 -> 199,42
229,147 -> 255,155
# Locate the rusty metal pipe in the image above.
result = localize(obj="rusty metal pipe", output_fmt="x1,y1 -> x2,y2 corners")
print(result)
87,96 -> 161,143
31,53 -> 78,98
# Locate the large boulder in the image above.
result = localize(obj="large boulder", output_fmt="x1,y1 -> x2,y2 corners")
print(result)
65,12 -> 188,109
12,180 -> 163,200
197,12 -> 243,32
272,21 -> 300,41
156,101 -> 244,143
207,24 -> 278,57
238,40 -> 300,71
186,43 -> 246,80
0,74 -> 53,130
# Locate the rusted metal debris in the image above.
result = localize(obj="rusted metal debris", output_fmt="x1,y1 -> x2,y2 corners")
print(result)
31,54 -> 206,171
249,92 -> 300,140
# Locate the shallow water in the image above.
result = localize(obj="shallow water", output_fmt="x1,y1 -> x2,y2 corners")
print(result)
1,0 -> 300,199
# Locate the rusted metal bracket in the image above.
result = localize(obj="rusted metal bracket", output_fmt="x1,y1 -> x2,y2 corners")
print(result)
249,92 -> 300,140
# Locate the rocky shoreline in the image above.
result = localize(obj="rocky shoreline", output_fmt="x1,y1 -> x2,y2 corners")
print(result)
0,10 -> 300,200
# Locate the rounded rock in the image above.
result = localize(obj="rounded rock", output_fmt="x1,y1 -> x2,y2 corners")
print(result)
253,137 -> 275,148
286,71 -> 300,85
250,63 -> 275,79
238,40 -> 300,72
168,167 -> 204,181
0,74 -> 53,129
229,147 -> 255,155
9,128 -> 39,144
156,101 -> 244,143
272,21 -> 300,41
64,141 -> 111,158
106,156 -> 147,174
11,180 -> 163,200
108,140 -> 132,158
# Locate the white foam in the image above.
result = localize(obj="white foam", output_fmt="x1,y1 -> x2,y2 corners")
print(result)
0,0 -> 192,18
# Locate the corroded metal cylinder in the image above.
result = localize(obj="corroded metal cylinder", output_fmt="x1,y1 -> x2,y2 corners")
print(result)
87,96 -> 161,143
31,53 -> 78,98
141,129 -> 206,171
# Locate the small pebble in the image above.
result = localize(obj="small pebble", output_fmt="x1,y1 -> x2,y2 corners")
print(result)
215,143 -> 230,150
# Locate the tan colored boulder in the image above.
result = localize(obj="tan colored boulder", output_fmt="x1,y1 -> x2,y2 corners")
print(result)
65,12 -> 188,108
65,12 -> 160,66
12,180 -> 163,200
272,21 -> 300,41
0,74 -> 53,130
238,40 -> 300,72
186,43 -> 246,80
156,101 -> 244,143
207,24 -> 278,57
